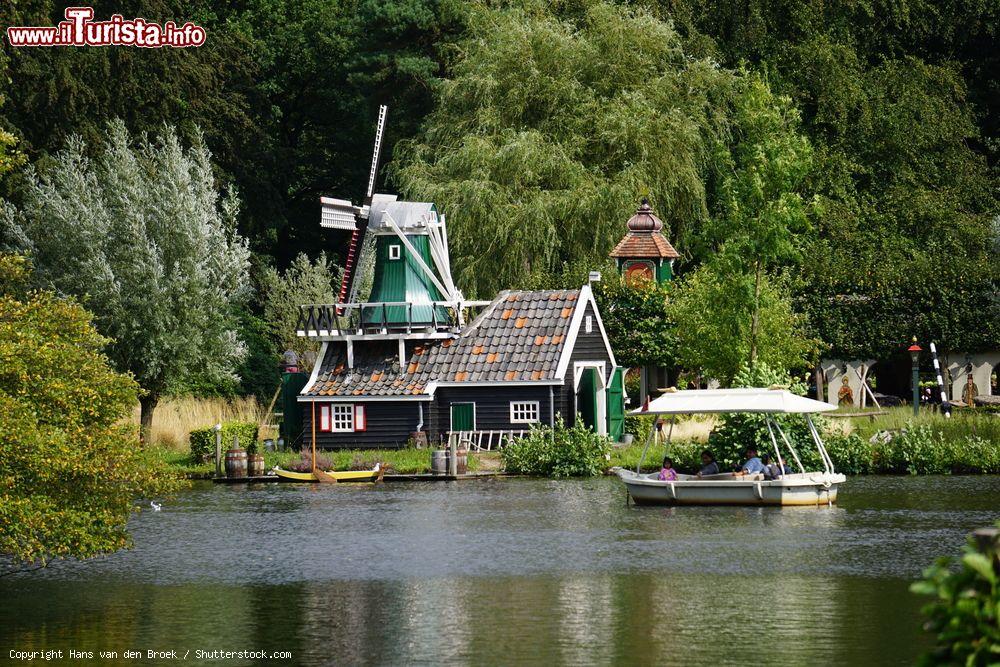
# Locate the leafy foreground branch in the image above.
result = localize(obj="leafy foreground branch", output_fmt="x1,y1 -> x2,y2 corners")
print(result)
911,524 -> 1000,665
0,254 -> 180,570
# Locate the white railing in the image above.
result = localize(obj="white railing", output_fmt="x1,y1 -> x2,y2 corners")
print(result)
447,430 -> 526,451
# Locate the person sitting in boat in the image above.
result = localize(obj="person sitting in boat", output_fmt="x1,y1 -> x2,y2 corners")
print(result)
734,447 -> 765,477
697,450 -> 720,477
761,454 -> 783,480
658,457 -> 678,481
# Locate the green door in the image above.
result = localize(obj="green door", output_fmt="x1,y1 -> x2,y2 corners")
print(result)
451,403 -> 475,431
578,368 -> 598,432
281,372 -> 309,447
607,367 -> 625,442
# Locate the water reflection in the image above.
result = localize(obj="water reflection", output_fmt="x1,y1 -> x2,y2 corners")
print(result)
2,475 -> 998,665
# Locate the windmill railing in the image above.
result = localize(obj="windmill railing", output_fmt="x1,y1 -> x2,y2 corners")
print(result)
295,301 -> 491,337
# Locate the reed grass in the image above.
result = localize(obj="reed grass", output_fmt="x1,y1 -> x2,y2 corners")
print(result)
132,396 -> 267,451
840,406 -> 1000,443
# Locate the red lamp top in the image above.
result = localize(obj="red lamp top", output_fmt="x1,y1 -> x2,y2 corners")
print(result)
907,344 -> 922,352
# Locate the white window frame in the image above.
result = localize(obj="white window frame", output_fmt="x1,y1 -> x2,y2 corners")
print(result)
388,244 -> 402,260
585,315 -> 593,333
330,404 -> 355,432
510,400 -> 541,424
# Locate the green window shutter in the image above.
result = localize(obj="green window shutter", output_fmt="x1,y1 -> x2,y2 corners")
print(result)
451,403 -> 475,431
607,367 -> 625,442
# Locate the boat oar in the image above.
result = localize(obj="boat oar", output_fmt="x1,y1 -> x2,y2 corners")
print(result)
313,467 -> 338,484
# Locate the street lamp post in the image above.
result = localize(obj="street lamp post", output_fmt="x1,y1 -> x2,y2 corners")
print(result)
908,337 -> 922,417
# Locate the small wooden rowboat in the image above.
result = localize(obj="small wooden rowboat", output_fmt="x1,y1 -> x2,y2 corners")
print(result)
273,466 -> 383,483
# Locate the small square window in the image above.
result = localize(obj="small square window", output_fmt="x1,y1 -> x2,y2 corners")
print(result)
388,244 -> 401,260
331,404 -> 354,432
510,401 -> 540,424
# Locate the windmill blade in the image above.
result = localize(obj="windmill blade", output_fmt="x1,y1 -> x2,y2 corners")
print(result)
320,197 -> 362,230
347,230 -> 377,305
365,105 -> 388,204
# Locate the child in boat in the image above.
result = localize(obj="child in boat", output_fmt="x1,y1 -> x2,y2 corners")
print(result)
762,454 -> 782,480
658,457 -> 678,481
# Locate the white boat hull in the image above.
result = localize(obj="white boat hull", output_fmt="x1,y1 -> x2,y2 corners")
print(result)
614,468 -> 847,507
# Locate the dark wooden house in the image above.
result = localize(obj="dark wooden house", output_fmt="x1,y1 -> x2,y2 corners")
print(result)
297,284 -> 623,450
294,107 -> 624,450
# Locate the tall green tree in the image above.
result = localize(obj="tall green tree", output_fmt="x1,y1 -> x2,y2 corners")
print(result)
593,273 -> 676,370
660,0 -> 1000,358
2,122 -> 251,440
0,254 -> 178,569
705,74 -> 813,363
260,252 -> 340,360
393,1 -> 746,297
670,263 -> 815,383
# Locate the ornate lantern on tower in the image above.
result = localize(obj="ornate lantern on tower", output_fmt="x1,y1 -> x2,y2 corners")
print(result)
609,198 -> 680,285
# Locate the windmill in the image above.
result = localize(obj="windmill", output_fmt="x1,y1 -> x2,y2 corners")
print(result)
319,105 -> 464,330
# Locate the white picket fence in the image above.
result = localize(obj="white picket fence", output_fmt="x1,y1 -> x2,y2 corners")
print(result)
446,429 -> 526,451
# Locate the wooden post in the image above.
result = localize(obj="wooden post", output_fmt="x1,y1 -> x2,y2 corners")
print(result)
815,364 -> 824,403
311,401 -> 317,472
214,423 -> 222,478
448,436 -> 457,477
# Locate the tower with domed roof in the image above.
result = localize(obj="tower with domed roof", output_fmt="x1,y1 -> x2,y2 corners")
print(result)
609,198 -> 679,285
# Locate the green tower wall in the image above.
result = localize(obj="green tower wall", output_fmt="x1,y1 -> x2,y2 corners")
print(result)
365,234 -> 449,327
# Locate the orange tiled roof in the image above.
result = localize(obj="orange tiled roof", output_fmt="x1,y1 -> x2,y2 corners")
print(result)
302,288 -> 583,397
608,231 -> 680,259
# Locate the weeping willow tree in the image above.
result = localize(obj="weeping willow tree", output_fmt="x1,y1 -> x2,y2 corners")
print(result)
392,0 -> 747,297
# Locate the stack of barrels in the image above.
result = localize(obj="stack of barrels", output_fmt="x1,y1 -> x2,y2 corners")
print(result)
223,437 -> 266,478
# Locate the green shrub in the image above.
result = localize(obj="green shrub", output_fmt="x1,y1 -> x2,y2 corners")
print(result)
623,413 -> 655,444
950,436 -> 1000,474
911,523 -> 1000,665
874,424 -> 950,474
502,417 -> 612,477
822,433 -> 872,474
189,420 -> 259,461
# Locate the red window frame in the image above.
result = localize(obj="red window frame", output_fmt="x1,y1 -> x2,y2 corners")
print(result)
317,403 -> 365,432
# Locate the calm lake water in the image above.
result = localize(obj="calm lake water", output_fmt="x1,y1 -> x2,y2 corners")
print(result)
3,475 -> 999,665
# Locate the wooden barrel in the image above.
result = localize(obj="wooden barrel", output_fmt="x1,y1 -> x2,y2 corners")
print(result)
430,450 -> 448,475
247,453 -> 265,477
225,448 -> 247,478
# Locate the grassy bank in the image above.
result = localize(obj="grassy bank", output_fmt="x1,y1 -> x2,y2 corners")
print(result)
612,407 -> 999,475
836,406 -> 1000,443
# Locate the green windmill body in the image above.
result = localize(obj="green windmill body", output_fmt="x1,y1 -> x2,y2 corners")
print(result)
363,201 -> 451,328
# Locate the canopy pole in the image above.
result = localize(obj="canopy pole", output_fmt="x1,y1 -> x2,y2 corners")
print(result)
806,415 -> 833,474
773,419 -> 806,473
765,418 -> 783,472
636,421 -> 657,474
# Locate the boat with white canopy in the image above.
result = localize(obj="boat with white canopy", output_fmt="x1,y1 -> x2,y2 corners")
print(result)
613,387 -> 846,506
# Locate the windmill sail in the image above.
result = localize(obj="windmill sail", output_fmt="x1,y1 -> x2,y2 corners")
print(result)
334,105 -> 389,306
